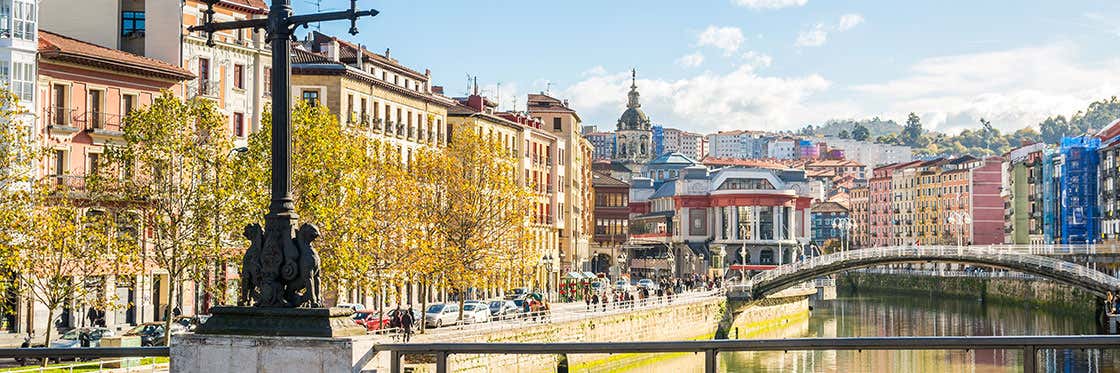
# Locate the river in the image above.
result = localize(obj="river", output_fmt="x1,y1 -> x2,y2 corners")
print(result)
614,289 -> 1119,372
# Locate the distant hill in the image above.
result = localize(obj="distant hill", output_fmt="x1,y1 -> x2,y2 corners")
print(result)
799,117 -> 903,138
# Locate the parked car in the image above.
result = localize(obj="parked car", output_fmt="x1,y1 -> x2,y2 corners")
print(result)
424,303 -> 460,328
172,315 -> 206,331
504,288 -> 531,300
636,279 -> 659,291
614,280 -> 634,292
489,300 -> 520,319
461,303 -> 490,324
51,327 -> 115,348
337,303 -> 365,313
353,310 -> 391,332
124,322 -> 187,346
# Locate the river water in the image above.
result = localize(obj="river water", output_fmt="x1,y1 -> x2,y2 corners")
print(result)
614,289 -> 1119,372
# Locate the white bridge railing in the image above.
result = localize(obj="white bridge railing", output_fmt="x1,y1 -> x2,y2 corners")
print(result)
731,245 -> 1120,298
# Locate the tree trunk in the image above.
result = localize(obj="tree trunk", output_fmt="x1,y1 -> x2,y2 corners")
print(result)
418,282 -> 427,333
163,277 -> 176,346
457,290 -> 465,325
41,307 -> 54,367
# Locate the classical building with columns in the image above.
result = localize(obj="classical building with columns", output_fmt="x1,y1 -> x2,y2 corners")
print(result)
627,163 -> 815,279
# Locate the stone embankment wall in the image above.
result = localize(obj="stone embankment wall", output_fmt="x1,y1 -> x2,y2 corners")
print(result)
840,272 -> 1098,313
390,295 -> 810,373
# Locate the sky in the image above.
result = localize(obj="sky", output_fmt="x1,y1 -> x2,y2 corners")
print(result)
295,0 -> 1120,135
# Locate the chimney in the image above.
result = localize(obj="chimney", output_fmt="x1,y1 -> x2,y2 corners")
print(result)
466,77 -> 484,111
354,43 -> 364,70
432,86 -> 445,95
321,40 -> 339,62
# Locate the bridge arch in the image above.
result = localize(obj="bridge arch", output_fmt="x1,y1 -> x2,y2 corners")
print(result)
740,246 -> 1120,299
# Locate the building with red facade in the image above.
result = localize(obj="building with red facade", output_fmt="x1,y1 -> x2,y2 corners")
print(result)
34,29 -> 194,332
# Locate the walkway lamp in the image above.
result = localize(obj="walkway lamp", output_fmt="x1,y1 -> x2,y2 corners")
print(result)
948,211 -> 971,248
542,254 -> 554,301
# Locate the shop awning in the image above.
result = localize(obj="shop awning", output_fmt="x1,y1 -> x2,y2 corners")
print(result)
582,272 -> 597,279
566,271 -> 584,279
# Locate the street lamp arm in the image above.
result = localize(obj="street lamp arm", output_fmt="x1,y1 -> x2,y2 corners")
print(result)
289,9 -> 379,33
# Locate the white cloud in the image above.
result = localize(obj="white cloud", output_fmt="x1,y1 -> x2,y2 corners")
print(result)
697,26 -> 745,55
795,25 -> 827,47
740,51 -> 773,69
849,42 -> 1120,133
675,52 -> 705,68
561,67 -> 830,133
732,0 -> 807,10
583,66 -> 607,76
837,13 -> 865,31
795,13 -> 864,47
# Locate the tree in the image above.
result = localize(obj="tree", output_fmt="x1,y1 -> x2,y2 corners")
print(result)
9,181 -> 136,352
98,92 -> 233,345
851,124 -> 870,141
837,129 -> 850,139
902,112 -> 923,147
424,124 -> 532,322
0,88 -> 35,321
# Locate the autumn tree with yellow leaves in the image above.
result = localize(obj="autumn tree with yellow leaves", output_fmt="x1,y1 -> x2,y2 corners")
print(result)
423,123 -> 534,321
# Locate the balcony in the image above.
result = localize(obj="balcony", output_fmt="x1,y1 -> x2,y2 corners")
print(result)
190,80 -> 221,99
79,111 -> 122,133
348,112 -> 359,125
45,106 -> 78,133
371,117 -> 383,132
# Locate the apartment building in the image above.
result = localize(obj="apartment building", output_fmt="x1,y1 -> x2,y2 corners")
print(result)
41,0 -> 273,139
528,93 -> 595,273
36,29 -> 194,333
290,32 -> 453,164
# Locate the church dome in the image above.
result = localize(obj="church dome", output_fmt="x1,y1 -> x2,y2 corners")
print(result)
616,69 -> 650,131
618,107 -> 649,130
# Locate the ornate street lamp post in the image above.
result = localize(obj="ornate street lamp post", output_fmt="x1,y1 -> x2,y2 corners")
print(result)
541,254 -> 554,302
616,251 -> 628,280
191,0 -> 378,337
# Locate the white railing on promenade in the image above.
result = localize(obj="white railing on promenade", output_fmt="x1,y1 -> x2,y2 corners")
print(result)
862,243 -> 1120,256
405,288 -> 725,343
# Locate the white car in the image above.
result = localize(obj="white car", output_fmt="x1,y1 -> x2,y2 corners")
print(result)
51,327 -> 115,348
424,303 -> 460,328
336,303 -> 365,312
461,303 -> 491,324
636,279 -> 659,291
614,280 -> 634,292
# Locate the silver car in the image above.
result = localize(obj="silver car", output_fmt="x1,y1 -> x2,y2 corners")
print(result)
424,303 -> 460,328
51,327 -> 115,348
461,303 -> 491,324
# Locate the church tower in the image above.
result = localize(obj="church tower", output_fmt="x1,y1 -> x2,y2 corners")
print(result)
614,69 -> 653,163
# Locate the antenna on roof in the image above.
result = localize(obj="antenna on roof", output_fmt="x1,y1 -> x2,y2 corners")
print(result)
496,82 -> 501,110
305,0 -> 323,31
545,81 -> 552,96
465,74 -> 473,96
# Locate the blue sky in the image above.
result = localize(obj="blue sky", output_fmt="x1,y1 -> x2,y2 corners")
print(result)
296,0 -> 1120,134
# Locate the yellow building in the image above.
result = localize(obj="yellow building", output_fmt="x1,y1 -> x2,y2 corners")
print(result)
447,91 -> 562,291
291,32 -> 453,163
527,94 -> 595,273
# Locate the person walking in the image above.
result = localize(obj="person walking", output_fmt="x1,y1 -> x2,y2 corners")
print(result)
400,306 -> 414,342
584,289 -> 591,311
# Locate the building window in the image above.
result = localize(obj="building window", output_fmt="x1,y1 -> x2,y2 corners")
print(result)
233,112 -> 245,137
263,67 -> 272,95
11,62 -> 31,102
553,117 -> 562,131
122,94 -> 137,117
52,149 -> 65,183
51,84 -> 67,125
11,0 -> 34,40
121,11 -> 144,36
233,64 -> 244,89
88,89 -> 104,129
88,153 -> 100,176
301,90 -> 319,106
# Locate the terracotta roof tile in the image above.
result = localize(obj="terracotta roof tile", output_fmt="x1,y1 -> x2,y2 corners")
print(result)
38,30 -> 194,81
218,0 -> 268,14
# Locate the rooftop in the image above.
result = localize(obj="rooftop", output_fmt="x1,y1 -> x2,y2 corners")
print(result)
39,30 -> 194,81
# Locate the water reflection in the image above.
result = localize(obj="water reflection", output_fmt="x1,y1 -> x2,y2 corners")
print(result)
610,290 -> 1120,372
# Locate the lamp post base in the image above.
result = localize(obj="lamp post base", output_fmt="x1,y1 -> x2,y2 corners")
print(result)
195,306 -> 365,338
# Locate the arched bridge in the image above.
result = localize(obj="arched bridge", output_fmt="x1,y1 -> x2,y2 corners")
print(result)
730,246 -> 1120,300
